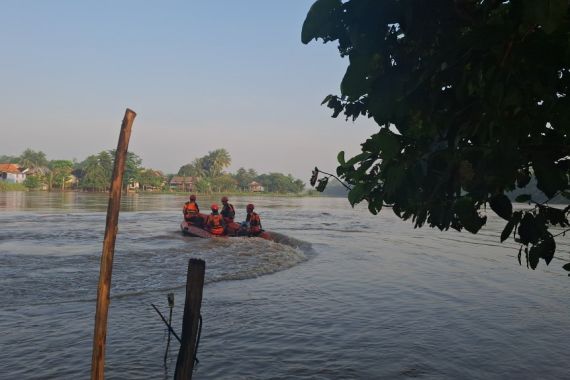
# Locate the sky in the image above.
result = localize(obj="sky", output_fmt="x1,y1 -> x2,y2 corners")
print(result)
0,0 -> 379,181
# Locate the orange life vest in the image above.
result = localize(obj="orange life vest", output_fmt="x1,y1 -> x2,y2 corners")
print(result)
207,214 -> 225,235
184,201 -> 199,215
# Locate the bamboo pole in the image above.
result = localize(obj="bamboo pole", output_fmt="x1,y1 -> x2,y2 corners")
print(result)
91,108 -> 137,380
174,259 -> 206,380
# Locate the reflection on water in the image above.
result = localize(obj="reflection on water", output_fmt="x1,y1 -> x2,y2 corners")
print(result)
1,192 -> 569,379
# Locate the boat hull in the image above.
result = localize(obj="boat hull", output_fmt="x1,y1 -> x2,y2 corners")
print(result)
180,221 -> 274,241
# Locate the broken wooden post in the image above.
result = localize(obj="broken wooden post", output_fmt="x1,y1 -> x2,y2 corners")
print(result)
174,259 -> 206,380
91,108 -> 137,380
165,292 -> 175,364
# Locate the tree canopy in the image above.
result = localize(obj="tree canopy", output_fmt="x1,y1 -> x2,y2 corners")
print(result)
4,147 -> 307,195
178,149 -> 232,178
19,149 -> 48,169
303,0 -> 570,273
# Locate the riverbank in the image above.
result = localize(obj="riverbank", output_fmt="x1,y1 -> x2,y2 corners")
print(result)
0,187 -> 322,197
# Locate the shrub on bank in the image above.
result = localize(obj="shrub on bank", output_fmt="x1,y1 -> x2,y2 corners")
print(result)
0,182 -> 27,191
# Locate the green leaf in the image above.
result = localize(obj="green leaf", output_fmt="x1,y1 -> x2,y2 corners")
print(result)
362,129 -> 401,160
392,204 -> 401,217
453,197 -> 487,234
301,0 -> 342,44
489,194 -> 512,220
534,160 -> 568,198
528,248 -> 540,270
367,196 -> 383,215
517,213 -> 542,245
310,167 -> 319,187
345,152 -> 372,167
501,220 -> 515,243
341,55 -> 370,100
348,183 -> 366,205
321,94 -> 334,105
516,170 -> 531,188
316,177 -> 329,192
337,151 -> 345,166
544,206 -> 569,227
532,234 -> 556,266
515,194 -> 531,203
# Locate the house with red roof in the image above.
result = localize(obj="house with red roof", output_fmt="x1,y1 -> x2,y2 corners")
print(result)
0,164 -> 28,183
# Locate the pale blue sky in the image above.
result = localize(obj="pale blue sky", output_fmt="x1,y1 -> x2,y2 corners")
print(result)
1,1 -> 378,179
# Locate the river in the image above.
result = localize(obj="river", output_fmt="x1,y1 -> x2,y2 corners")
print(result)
0,192 -> 568,379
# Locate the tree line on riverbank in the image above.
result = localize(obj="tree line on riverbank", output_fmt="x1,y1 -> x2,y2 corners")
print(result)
0,148 -> 306,194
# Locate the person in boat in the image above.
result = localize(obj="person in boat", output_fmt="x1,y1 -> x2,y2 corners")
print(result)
242,203 -> 262,236
205,203 -> 226,236
183,194 -> 202,226
220,196 -> 235,223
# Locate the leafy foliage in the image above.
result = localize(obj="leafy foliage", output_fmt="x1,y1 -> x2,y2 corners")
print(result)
19,149 -> 48,169
0,154 -> 19,163
177,150 -> 305,194
256,173 -> 305,193
109,150 -> 143,191
138,169 -> 165,190
178,149 -> 232,178
303,0 -> 570,272
76,151 -> 113,191
48,160 -> 73,190
23,175 -> 42,190
211,174 -> 238,193
234,167 -> 259,189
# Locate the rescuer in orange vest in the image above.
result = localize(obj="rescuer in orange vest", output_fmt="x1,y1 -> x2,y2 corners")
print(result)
183,194 -> 202,225
206,203 -> 226,236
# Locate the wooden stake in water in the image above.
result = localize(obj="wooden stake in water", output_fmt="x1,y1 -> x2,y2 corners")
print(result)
175,259 -> 206,380
91,108 -> 137,380
165,292 -> 175,364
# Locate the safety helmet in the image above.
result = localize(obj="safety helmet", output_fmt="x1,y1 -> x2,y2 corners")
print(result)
211,203 -> 219,211
221,196 -> 228,202
189,194 -> 196,201
246,203 -> 254,211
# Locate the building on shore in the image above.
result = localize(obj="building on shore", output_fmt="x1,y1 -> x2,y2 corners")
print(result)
248,181 -> 264,192
170,176 -> 194,192
0,164 -> 28,183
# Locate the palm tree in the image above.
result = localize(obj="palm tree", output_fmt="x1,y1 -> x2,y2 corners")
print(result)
206,149 -> 231,177
19,149 -> 48,169
178,157 -> 206,178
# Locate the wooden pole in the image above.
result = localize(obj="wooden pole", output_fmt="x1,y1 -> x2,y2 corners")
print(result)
91,108 -> 137,380
174,259 -> 206,380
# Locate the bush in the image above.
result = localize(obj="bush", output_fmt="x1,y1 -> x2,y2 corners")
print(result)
0,181 -> 27,191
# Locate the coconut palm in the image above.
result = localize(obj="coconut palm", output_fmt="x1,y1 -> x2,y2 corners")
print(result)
19,149 -> 48,169
206,148 -> 231,177
178,157 -> 206,178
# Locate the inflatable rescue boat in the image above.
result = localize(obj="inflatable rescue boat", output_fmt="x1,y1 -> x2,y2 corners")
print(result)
180,220 -> 274,241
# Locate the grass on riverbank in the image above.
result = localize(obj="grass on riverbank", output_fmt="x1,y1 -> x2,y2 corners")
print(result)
0,182 -> 27,191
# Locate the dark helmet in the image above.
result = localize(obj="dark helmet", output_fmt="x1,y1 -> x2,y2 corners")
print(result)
221,196 -> 229,203
211,203 -> 219,211
246,203 -> 254,211
190,194 -> 196,201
